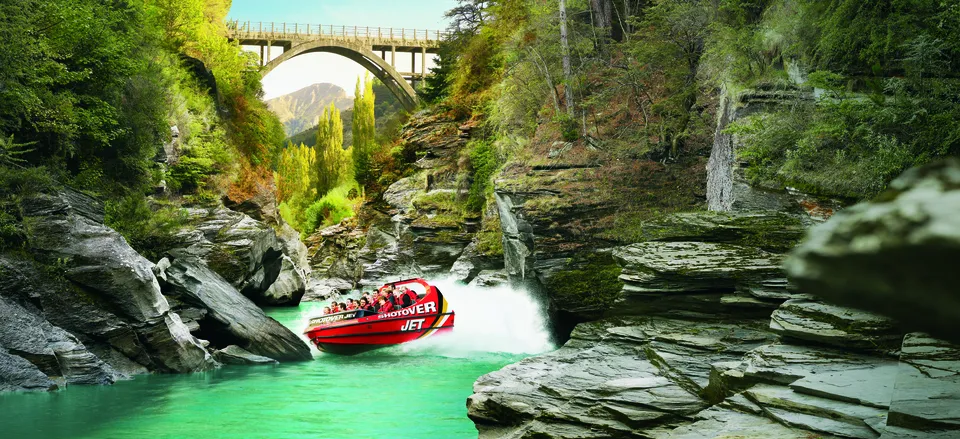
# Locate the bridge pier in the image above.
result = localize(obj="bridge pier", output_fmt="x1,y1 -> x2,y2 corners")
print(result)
391,46 -> 396,68
421,47 -> 427,79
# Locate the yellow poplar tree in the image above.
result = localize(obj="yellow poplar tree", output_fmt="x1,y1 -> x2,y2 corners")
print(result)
315,102 -> 348,196
275,142 -> 315,205
352,74 -> 376,186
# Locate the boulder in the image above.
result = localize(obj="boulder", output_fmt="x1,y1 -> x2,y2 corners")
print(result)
214,345 -> 279,365
611,242 -> 794,318
786,159 -> 960,344
887,333 -> 960,432
468,270 -> 510,288
769,299 -> 903,350
258,256 -> 307,306
614,242 -> 785,294
169,207 -> 301,306
0,347 -> 57,392
303,277 -> 353,302
305,222 -> 366,297
22,190 -> 171,323
745,384 -> 885,439
467,317 -> 780,438
18,190 -> 216,375
450,241 -> 504,284
159,256 -> 311,362
0,294 -> 117,386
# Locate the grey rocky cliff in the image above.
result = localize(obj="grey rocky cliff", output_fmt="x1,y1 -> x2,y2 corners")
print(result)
164,206 -> 307,307
0,189 -> 217,391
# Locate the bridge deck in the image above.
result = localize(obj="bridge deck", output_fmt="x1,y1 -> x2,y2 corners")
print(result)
227,21 -> 444,52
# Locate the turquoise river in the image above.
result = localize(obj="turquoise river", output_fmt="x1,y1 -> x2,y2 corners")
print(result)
0,283 -> 553,439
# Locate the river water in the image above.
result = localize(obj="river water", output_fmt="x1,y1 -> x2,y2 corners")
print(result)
0,281 -> 553,439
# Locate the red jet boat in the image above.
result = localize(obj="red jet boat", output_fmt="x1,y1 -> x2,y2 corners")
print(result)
304,278 -> 455,355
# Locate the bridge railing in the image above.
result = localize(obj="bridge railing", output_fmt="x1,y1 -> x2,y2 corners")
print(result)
227,21 -> 448,43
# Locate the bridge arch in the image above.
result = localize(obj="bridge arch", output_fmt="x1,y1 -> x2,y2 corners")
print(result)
262,40 -> 419,111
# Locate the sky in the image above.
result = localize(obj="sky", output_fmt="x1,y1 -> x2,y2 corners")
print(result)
228,0 -> 455,99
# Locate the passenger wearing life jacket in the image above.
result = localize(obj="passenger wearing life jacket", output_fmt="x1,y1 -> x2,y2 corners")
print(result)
402,287 -> 418,306
330,302 -> 341,313
378,297 -> 394,314
346,299 -> 357,311
395,289 -> 412,308
322,306 -> 331,315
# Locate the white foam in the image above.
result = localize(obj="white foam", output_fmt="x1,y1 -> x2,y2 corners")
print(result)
397,277 -> 555,357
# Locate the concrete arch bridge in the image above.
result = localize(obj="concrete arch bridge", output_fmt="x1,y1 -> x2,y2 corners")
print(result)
227,21 -> 446,111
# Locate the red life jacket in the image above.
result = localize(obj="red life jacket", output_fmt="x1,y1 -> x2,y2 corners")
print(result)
347,303 -> 357,311
405,290 -> 418,304
379,302 -> 394,314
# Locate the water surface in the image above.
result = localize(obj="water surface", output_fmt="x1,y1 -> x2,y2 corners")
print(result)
0,282 -> 552,439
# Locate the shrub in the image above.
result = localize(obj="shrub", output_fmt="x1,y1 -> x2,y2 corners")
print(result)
466,140 -> 502,212
300,180 -> 362,236
104,195 -> 189,261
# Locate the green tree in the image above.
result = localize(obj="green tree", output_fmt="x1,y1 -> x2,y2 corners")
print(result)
315,103 -> 348,196
352,75 -> 377,187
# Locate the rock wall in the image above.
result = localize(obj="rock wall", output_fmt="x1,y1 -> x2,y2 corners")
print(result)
0,189 -> 311,393
705,86 -> 821,215
468,160 -> 960,438
468,221 -> 957,438
303,110 -> 499,297
162,206 -> 308,307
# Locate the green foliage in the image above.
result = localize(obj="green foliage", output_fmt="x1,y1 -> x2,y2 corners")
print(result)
104,195 -> 188,261
466,140 -> 502,212
476,204 -> 504,257
281,180 -> 361,236
302,180 -> 362,234
352,76 -> 377,187
0,135 -> 36,168
316,104 -> 350,196
275,104 -> 357,235
0,0 -> 167,190
420,41 -> 458,104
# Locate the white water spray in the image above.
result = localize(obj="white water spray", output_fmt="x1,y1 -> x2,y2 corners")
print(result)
397,277 -> 555,357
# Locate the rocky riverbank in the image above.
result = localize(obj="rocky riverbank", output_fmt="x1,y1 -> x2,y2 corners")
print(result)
465,160 -> 960,438
0,188 -> 311,392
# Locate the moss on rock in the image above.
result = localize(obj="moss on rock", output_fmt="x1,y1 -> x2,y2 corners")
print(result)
546,252 -> 624,317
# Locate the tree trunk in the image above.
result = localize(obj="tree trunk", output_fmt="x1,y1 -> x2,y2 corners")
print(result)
559,0 -> 575,117
591,0 -> 613,29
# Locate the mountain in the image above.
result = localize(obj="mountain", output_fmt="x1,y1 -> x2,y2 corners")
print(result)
266,83 -> 354,136
286,80 -> 406,148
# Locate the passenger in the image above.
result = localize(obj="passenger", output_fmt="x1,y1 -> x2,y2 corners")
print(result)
378,297 -> 394,314
339,302 -> 347,312
397,289 -> 414,309
387,292 -> 397,308
330,302 -> 341,313
404,288 -> 419,305
322,306 -> 331,315
346,299 -> 357,311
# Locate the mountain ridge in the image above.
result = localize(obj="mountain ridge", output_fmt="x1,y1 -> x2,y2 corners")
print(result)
266,83 -> 354,136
